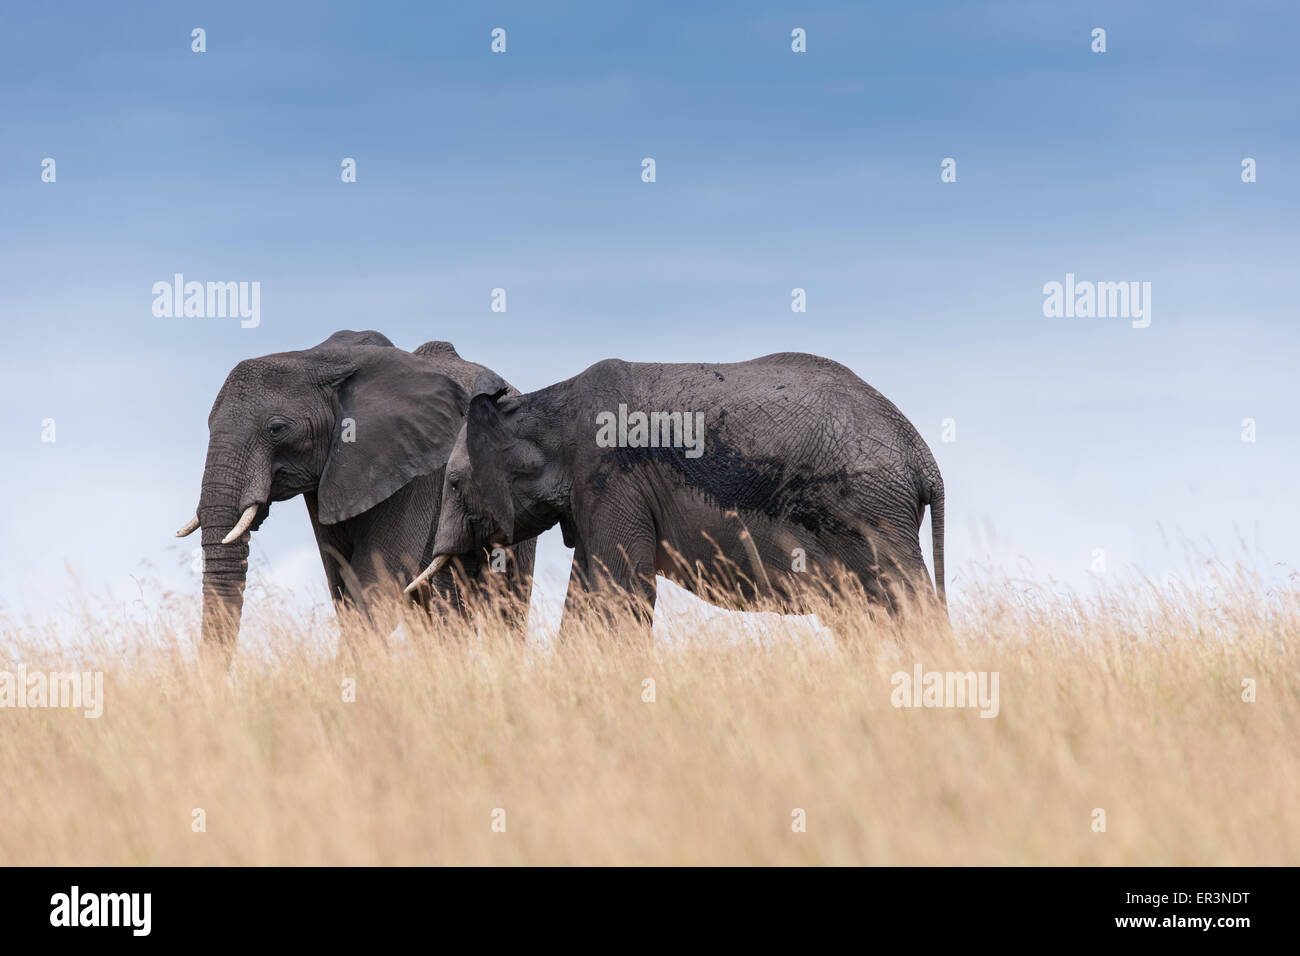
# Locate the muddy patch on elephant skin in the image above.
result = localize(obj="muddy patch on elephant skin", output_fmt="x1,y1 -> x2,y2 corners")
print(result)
588,431 -> 874,542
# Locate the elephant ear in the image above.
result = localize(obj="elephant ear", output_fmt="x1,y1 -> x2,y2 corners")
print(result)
316,348 -> 468,525
465,372 -> 515,539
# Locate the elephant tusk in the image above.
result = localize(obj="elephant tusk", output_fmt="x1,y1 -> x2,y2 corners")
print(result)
404,554 -> 451,594
175,515 -> 201,538
221,505 -> 259,545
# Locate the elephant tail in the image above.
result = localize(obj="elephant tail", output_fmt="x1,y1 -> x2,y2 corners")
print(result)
925,473 -> 946,608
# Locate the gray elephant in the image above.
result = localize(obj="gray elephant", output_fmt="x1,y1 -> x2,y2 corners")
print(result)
176,330 -> 535,650
407,352 -> 943,631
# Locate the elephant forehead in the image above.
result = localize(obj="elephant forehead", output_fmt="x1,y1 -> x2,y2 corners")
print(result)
227,357 -> 319,396
209,357 -> 314,419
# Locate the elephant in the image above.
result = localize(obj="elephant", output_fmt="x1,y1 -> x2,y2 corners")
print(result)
407,352 -> 944,633
176,329 -> 535,650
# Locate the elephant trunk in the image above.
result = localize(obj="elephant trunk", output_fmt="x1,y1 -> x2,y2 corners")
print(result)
196,443 -> 270,650
199,518 -> 251,649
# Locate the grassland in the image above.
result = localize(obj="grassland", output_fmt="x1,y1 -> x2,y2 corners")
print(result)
1,562 -> 1296,865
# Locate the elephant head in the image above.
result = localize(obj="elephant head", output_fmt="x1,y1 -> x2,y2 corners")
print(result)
178,330 -> 468,648
407,372 -> 568,593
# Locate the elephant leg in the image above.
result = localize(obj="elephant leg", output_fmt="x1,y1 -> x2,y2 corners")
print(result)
315,542 -> 379,656
335,477 -> 467,639
843,532 -> 929,617
497,537 -> 536,637
556,536 -> 657,642
306,493 -> 354,606
556,541 -> 592,643
323,549 -> 403,652
580,522 -> 659,641
305,496 -> 375,656
882,537 -> 936,613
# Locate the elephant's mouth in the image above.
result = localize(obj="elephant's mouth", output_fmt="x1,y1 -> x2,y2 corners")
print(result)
270,466 -> 317,501
466,511 -> 513,550
465,513 -> 487,539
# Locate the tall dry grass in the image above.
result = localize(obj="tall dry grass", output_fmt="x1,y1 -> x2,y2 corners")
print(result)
1,560 -> 1296,865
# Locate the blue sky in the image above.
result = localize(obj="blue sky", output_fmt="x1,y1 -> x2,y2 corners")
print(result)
2,1 -> 1297,630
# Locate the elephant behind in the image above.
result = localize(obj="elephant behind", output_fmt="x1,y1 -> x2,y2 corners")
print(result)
177,330 -> 535,650
411,352 -> 943,632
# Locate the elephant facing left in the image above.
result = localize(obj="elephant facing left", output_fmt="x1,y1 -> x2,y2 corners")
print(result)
176,329 -> 535,651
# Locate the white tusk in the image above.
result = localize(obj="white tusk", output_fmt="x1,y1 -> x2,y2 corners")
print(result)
221,505 -> 259,545
404,554 -> 451,594
175,516 -> 201,538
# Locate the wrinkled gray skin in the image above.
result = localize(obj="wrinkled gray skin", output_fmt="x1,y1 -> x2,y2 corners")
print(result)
188,330 -> 534,650
431,353 -> 943,633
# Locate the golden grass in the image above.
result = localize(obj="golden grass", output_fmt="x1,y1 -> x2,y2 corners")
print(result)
1,561 -> 1296,865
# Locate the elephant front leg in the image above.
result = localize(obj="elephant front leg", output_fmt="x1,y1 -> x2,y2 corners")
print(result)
559,531 -> 657,644
306,495 -> 381,655
557,541 -> 591,642
495,537 -> 536,638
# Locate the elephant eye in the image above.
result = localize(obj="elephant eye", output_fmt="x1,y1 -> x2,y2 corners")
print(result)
266,421 -> 288,440
449,474 -> 460,493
